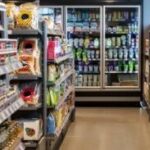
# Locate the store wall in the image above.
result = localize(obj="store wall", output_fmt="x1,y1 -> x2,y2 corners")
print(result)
144,0 -> 150,38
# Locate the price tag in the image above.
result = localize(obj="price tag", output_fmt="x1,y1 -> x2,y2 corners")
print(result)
0,111 -> 6,121
4,109 -> 10,118
11,104 -> 16,112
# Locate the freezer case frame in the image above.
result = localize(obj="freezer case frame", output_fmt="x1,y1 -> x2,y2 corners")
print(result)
103,5 -> 141,91
65,6 -> 103,91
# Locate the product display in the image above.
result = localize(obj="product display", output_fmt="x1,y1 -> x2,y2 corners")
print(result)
104,7 -> 140,87
66,7 -> 101,88
17,38 -> 41,76
47,98 -> 74,136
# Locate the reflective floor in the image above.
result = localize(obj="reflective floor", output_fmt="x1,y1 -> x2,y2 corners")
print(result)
60,108 -> 150,150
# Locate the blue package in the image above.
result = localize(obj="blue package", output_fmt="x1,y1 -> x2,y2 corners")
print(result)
47,114 -> 56,134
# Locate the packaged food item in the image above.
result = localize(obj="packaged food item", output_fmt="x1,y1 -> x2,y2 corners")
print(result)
23,118 -> 42,140
16,3 -> 38,29
47,37 -> 62,60
6,3 -> 18,29
17,38 -> 41,76
48,65 -> 58,83
94,38 -> 99,49
20,82 -> 40,105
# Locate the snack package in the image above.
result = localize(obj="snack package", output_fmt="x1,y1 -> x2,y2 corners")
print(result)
47,87 -> 60,107
17,38 -> 41,76
47,37 -> 62,60
6,3 -> 18,29
48,64 -> 59,83
19,82 -> 41,105
16,3 -> 38,29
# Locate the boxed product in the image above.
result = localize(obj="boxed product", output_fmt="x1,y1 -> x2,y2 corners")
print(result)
47,38 -> 62,60
23,118 -> 42,141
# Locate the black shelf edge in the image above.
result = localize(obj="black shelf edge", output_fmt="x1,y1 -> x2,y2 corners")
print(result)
19,103 -> 42,111
11,75 -> 42,81
9,28 -> 42,37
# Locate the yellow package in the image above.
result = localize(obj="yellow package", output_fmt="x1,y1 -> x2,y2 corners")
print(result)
16,3 -> 38,29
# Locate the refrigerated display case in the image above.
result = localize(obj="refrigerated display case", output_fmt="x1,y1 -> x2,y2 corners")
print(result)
39,6 -> 63,29
66,6 -> 102,90
103,6 -> 141,90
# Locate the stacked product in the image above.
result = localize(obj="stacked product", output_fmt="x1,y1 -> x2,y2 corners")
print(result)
6,2 -> 43,146
66,8 -> 101,88
44,18 -> 75,149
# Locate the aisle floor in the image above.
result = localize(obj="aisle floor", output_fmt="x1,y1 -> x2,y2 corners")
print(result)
60,108 -> 150,150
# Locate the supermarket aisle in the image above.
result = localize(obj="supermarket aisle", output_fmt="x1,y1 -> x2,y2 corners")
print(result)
60,108 -> 150,150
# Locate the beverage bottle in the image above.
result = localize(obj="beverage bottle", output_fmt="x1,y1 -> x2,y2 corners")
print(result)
128,60 -> 134,73
113,49 -> 118,59
129,48 -> 134,59
127,34 -> 131,47
128,24 -> 131,33
119,48 -> 123,59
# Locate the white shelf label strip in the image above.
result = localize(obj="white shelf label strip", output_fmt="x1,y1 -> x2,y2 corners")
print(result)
0,98 -> 24,124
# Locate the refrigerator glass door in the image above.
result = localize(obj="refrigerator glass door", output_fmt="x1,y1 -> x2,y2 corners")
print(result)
104,6 -> 140,89
39,6 -> 63,29
66,6 -> 102,89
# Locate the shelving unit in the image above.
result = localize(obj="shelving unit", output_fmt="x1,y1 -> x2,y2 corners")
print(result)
43,22 -> 75,150
143,38 -> 150,118
8,24 -> 44,149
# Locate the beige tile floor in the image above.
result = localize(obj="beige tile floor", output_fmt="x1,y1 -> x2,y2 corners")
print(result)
60,108 -> 150,150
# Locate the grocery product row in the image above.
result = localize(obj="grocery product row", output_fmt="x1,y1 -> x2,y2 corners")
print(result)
0,2 -> 75,150
66,6 -> 140,89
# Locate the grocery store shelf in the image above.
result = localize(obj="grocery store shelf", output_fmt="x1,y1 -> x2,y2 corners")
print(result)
48,53 -> 73,64
48,86 -> 74,110
0,98 -> 24,124
71,31 -> 100,37
0,50 -> 17,55
106,32 -> 128,36
0,95 -> 18,113
78,72 -> 100,75
20,103 -> 42,111
47,69 -> 74,87
11,75 -> 41,81
9,28 -> 42,36
105,71 -> 138,74
105,58 -> 138,61
0,62 -> 23,76
75,59 -> 100,62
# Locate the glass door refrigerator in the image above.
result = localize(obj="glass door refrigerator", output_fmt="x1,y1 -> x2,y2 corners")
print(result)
65,6 -> 102,91
103,6 -> 141,90
39,6 -> 63,29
